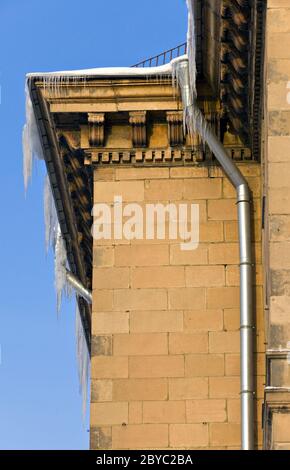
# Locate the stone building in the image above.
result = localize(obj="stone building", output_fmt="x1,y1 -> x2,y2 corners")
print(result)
25,0 -> 290,450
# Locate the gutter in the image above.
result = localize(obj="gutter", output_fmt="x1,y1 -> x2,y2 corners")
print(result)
176,58 -> 255,450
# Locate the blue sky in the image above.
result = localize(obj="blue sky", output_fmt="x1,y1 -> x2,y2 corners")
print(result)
0,0 -> 187,449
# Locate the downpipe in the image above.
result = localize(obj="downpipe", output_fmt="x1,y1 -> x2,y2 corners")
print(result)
66,269 -> 92,304
177,58 -> 255,450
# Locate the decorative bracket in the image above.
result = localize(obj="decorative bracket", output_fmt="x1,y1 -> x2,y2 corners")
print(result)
166,111 -> 184,146
129,111 -> 147,147
88,113 -> 105,147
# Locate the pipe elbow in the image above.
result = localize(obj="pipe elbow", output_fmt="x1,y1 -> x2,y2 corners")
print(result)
237,182 -> 251,203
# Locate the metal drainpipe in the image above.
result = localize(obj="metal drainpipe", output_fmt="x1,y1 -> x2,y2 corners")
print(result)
177,58 -> 255,450
66,270 -> 92,304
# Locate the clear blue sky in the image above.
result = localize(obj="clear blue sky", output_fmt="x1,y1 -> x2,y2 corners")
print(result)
0,0 -> 187,450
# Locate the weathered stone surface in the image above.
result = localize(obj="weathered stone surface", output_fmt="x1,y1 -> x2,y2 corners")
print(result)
91,380 -> 113,402
91,335 -> 112,357
271,270 -> 290,296
268,59 -> 290,84
273,413 -> 290,444
90,426 -> 112,450
270,296 -> 290,324
270,215 -> 290,241
269,111 -> 290,135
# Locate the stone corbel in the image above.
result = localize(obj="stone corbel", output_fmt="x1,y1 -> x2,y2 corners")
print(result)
166,111 -> 184,146
88,113 -> 105,147
129,111 -> 147,147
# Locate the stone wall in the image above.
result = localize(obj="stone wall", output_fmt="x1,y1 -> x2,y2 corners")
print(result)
264,0 -> 290,449
90,162 -> 264,450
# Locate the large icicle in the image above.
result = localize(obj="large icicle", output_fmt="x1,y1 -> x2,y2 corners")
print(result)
171,0 -> 199,138
75,300 -> 90,418
23,81 -> 44,191
172,57 -> 208,143
44,175 -> 58,252
54,224 -> 72,311
172,1 -> 210,144
45,176 -> 73,310
186,0 -> 197,101
46,180 -> 88,417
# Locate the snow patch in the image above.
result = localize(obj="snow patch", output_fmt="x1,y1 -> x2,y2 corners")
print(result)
27,61 -> 174,80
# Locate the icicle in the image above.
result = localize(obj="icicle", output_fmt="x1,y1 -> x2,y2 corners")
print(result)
171,1 -> 198,136
172,58 -> 210,151
23,81 -> 44,191
44,175 -> 58,252
75,300 -> 90,418
54,224 -> 72,311
172,60 -> 189,133
171,1 -> 211,147
186,104 -> 209,144
22,123 -> 32,192
186,0 -> 197,101
47,186 -> 88,419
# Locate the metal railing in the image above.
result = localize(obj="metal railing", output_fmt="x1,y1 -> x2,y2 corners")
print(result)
132,43 -> 187,68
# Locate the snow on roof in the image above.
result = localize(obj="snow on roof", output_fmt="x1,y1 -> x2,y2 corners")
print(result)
26,55 -> 187,80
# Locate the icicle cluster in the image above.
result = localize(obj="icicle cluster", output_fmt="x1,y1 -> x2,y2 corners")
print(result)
23,74 -> 90,419
27,60 -> 173,82
42,75 -> 88,98
24,86 -> 70,306
75,301 -> 90,418
22,81 -> 44,191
